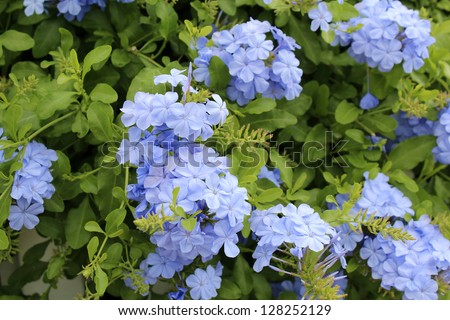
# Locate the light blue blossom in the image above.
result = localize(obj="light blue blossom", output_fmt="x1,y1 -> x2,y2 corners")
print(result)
308,2 -> 333,32
8,198 -> 44,230
186,265 -> 221,300
23,0 -> 45,16
360,92 -> 379,110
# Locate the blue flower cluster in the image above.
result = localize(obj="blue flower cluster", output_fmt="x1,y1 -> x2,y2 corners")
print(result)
249,203 -> 336,272
331,0 -> 435,73
433,107 -> 450,164
0,129 -> 57,230
193,19 -> 303,105
360,215 -> 450,299
354,172 -> 414,219
23,0 -> 134,21
327,171 -> 415,268
119,68 -> 251,299
393,111 -> 434,143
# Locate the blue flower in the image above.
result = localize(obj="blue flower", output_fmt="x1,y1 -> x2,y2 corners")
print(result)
371,39 -> 403,72
355,172 -> 414,218
308,2 -> 333,32
23,0 -> 45,16
146,248 -> 184,279
168,286 -> 188,300
360,92 -> 379,110
194,19 -> 302,105
57,0 -> 82,16
154,68 -> 188,88
186,265 -> 221,300
8,198 -> 44,230
166,102 -> 206,139
272,50 -> 303,86
258,166 -> 282,187
212,220 -> 243,258
360,237 -> 386,268
433,106 -> 450,164
331,0 -> 434,73
206,94 -> 228,126
404,276 -> 438,300
252,243 -> 277,272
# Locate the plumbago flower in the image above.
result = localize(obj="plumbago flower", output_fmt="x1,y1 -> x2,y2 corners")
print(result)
249,203 -> 349,299
328,0 -> 434,73
0,129 -> 57,230
433,106 -> 450,164
193,19 -> 303,105
119,67 -> 251,299
23,0 -> 135,21
328,171 -> 450,299
360,216 -> 450,300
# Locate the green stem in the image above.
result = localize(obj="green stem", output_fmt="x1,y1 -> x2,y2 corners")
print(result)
356,119 -> 375,135
28,110 -> 77,141
63,167 -> 102,181
136,52 -> 163,68
151,39 -> 168,60
121,167 -> 129,209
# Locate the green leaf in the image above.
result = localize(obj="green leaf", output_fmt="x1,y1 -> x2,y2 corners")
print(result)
82,45 -> 112,80
0,187 -> 13,225
46,256 -> 65,280
65,198 -> 96,249
36,216 -> 64,239
288,16 -> 320,65
105,208 -> 126,236
252,274 -> 272,299
23,241 -> 50,264
218,279 -> 242,299
181,217 -> 197,232
0,30 -> 34,51
36,91 -> 76,120
2,104 -> 22,141
270,149 -> 293,188
327,1 -> 359,21
33,20 -> 61,58
255,188 -> 284,203
94,266 -> 108,295
233,256 -> 253,296
218,0 -> 237,15
87,236 -> 99,261
59,28 -> 73,53
90,83 -> 118,104
292,171 -> 308,193
362,114 -> 397,133
389,135 -> 436,170
208,56 -> 231,91
126,67 -> 164,100
335,100 -> 361,125
345,129 -> 366,144
80,174 -> 98,194
242,109 -> 297,131
0,229 -> 9,250
155,1 -> 178,39
243,98 -> 277,114
72,111 -> 90,138
87,102 -> 114,141
102,243 -> 124,269
389,169 -> 419,193
111,49 -> 131,68
84,221 -> 105,234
